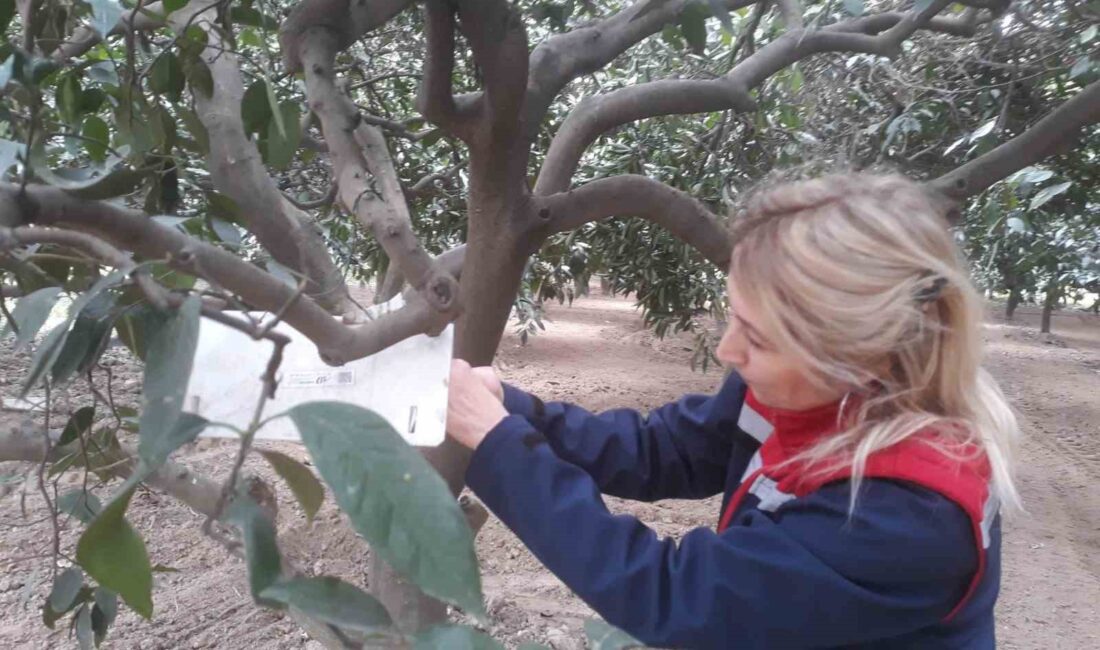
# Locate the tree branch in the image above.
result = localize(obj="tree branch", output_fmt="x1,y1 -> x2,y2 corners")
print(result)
525,0 -> 758,130
416,0 -> 478,141
296,28 -> 461,318
0,416 -> 228,521
279,0 -> 414,73
0,184 -> 454,365
535,2 -> 985,195
377,244 -> 466,305
52,0 -> 177,63
931,80 -> 1100,204
166,5 -> 353,317
0,226 -> 171,309
453,0 -> 530,147
537,175 -> 731,268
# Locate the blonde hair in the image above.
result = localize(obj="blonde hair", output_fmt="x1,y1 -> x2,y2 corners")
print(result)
730,173 -> 1021,513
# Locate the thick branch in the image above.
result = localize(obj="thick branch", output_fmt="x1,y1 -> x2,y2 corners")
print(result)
378,244 -> 467,305
538,175 -> 730,269
279,0 -> 414,73
0,416 -> 225,519
297,28 -> 461,317
526,0 -> 757,129
536,4 -> 984,195
167,6 -> 353,316
931,80 -> 1100,203
0,184 -> 452,365
1,226 -> 171,309
416,0 -> 478,141
453,0 -> 530,147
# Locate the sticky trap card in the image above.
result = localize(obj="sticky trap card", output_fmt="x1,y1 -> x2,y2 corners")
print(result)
183,295 -> 451,447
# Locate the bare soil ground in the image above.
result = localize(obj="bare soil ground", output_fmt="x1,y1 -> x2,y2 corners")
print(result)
1,293 -> 1098,649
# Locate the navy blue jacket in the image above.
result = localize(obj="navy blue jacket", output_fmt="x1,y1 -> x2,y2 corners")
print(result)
464,374 -> 1000,649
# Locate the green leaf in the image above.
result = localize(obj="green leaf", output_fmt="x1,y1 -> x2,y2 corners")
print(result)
2,286 -> 63,352
258,449 -> 324,523
241,80 -> 272,135
148,52 -> 185,101
162,0 -> 188,14
1030,181 -> 1072,210
76,485 -> 153,618
209,218 -> 241,247
584,619 -> 645,650
227,496 -> 283,606
843,0 -> 865,15
206,191 -> 245,224
29,140 -> 144,199
969,118 -> 997,142
114,305 -> 154,361
1082,25 -> 1098,44
60,406 -> 96,446
23,270 -> 127,395
229,6 -> 279,30
0,137 -> 21,175
138,295 -> 201,468
260,577 -> 393,634
1069,56 -> 1093,80
81,116 -> 110,162
288,403 -> 484,617
182,56 -> 213,98
414,625 -> 504,650
91,587 -> 117,646
678,4 -> 708,55
264,75 -> 286,138
788,66 -> 804,93
86,62 -> 118,86
58,489 -> 103,524
89,0 -> 124,39
58,74 -> 83,124
80,87 -> 107,114
265,101 -> 300,170
75,604 -> 94,650
51,290 -> 116,385
177,107 -> 210,154
48,567 -> 85,615
0,0 -> 15,34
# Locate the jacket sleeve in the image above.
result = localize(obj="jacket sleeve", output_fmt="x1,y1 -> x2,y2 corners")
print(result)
466,416 -> 978,650
498,373 -> 748,501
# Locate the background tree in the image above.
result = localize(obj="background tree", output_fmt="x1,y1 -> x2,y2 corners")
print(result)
0,0 -> 1097,646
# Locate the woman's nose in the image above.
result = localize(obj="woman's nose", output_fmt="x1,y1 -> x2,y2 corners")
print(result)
716,321 -> 747,367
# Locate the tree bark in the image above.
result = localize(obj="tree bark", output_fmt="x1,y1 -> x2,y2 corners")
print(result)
1041,282 -> 1059,333
1006,285 -> 1021,320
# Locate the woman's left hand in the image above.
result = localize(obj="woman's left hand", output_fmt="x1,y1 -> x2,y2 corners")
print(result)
447,359 -> 508,450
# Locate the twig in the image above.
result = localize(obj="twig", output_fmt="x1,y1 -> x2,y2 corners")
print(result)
199,308 -> 290,540
36,382 -> 61,579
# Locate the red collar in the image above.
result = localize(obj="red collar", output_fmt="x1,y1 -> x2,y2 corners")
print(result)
744,389 -> 844,453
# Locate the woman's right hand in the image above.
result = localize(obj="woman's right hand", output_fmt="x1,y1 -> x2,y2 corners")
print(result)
470,365 -> 504,402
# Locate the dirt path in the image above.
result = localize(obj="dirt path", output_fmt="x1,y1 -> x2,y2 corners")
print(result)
1,295 -> 1098,648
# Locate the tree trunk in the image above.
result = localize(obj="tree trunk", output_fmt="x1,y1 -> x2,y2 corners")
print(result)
1040,282 -> 1059,333
368,176 -> 535,633
1005,286 -> 1021,320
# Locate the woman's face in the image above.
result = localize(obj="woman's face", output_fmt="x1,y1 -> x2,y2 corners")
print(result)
716,278 -> 846,411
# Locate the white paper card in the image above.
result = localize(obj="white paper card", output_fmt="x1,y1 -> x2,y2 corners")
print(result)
184,295 -> 452,446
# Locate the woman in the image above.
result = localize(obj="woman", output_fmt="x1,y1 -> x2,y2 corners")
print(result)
446,173 -> 1020,649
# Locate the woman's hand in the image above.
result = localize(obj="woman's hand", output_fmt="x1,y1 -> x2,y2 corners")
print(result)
447,359 -> 508,450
